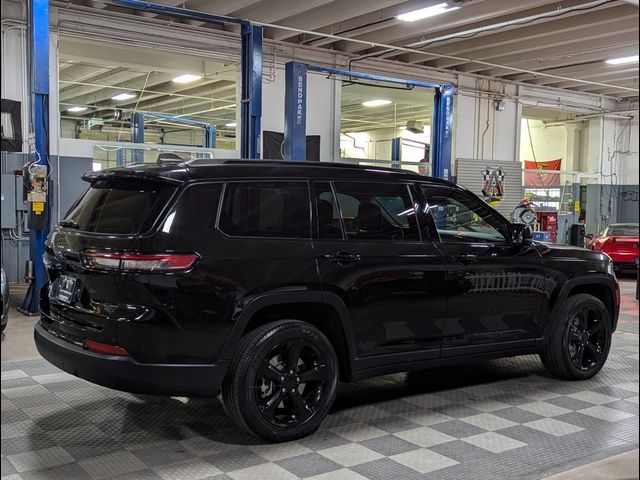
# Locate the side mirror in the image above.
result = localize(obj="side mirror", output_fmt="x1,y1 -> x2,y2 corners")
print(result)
511,223 -> 533,246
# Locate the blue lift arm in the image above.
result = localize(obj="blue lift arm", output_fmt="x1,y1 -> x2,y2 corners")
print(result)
283,61 -> 454,180
143,112 -> 217,148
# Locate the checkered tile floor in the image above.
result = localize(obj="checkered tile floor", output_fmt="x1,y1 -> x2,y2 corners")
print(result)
2,334 -> 638,480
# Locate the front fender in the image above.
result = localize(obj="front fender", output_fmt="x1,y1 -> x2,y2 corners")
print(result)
546,274 -> 620,333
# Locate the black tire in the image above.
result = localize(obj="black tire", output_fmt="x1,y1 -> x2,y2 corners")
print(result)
222,320 -> 339,442
540,294 -> 612,380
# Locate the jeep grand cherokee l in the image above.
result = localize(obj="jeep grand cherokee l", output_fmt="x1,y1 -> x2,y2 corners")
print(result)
35,160 -> 619,441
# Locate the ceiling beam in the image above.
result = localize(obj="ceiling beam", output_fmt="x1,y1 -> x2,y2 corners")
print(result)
390,4 -> 633,65
60,71 -> 168,103
547,74 -> 640,89
455,32 -> 638,76
431,18 -> 638,69
229,0 -> 337,24
476,44 -> 639,77
328,0 -> 578,52
264,0 -> 408,41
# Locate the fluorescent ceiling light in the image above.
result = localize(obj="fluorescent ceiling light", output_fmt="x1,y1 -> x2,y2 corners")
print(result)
111,93 -> 136,101
605,55 -> 639,65
172,73 -> 202,84
397,2 -> 461,22
362,99 -> 392,107
67,106 -> 87,112
225,121 -> 237,127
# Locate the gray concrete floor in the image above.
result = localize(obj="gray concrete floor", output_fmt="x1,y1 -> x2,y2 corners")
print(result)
1,278 -> 638,479
546,448 -> 639,480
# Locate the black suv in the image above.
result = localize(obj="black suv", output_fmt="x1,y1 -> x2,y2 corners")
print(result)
36,160 -> 619,441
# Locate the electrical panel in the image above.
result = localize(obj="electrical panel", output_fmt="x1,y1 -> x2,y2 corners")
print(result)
1,174 -> 17,229
15,174 -> 27,211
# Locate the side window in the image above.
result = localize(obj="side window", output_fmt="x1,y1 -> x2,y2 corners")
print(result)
333,182 -> 420,241
314,182 -> 343,240
219,181 -> 310,239
422,186 -> 507,244
161,183 -> 222,235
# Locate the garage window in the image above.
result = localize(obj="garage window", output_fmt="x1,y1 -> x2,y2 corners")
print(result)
219,181 -> 310,239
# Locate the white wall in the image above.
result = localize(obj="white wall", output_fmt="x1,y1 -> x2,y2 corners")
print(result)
453,77 -> 520,165
519,119 -> 567,165
617,113 -> 639,186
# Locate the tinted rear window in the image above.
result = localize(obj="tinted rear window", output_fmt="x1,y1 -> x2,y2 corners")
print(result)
64,179 -> 176,234
219,181 -> 310,238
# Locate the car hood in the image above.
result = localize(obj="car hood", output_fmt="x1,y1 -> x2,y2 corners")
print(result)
534,242 -> 612,275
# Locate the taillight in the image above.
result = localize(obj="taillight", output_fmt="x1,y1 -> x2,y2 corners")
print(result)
84,339 -> 129,356
82,250 -> 198,272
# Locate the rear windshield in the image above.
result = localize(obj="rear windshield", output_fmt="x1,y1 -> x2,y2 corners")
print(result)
63,179 -> 176,234
605,225 -> 639,237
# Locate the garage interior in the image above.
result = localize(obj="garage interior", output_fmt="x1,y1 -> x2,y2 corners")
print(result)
1,0 -> 639,479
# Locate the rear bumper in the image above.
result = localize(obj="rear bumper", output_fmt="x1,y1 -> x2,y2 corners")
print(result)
604,251 -> 638,265
34,321 -> 228,397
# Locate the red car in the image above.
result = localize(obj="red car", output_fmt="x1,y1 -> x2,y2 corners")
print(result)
589,223 -> 639,270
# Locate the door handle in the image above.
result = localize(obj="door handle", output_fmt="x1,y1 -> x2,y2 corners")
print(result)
458,253 -> 477,264
323,252 -> 361,264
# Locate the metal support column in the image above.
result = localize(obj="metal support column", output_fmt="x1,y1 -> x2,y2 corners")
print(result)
240,24 -> 263,159
283,61 -> 308,161
204,125 -> 217,149
431,85 -> 454,181
116,148 -> 126,167
131,112 -> 145,164
20,0 -> 50,314
391,137 -> 401,169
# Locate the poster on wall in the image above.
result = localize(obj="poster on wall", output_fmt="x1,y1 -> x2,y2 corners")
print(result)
524,159 -> 561,187
263,131 -> 320,161
481,167 -> 505,207
456,158 -> 523,216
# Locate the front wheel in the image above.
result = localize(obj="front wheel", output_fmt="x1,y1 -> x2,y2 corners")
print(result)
540,294 -> 612,380
222,320 -> 338,441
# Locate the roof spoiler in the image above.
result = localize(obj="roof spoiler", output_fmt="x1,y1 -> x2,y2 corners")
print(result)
82,168 -> 183,184
156,152 -> 185,165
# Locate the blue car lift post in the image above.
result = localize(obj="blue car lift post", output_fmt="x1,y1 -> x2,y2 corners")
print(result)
110,0 -> 262,159
19,0 -> 50,314
284,62 -> 454,180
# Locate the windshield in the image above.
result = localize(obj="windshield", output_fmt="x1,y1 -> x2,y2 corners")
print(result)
604,225 -> 639,237
63,179 -> 176,234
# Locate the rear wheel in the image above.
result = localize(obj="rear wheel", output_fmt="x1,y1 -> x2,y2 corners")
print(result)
222,320 -> 338,441
540,294 -> 612,380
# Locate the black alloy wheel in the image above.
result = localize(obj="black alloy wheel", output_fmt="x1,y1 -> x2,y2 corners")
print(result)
540,293 -> 612,380
255,338 -> 331,428
566,306 -> 608,372
222,320 -> 338,441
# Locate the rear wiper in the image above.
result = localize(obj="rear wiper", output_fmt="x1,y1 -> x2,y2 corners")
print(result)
59,220 -> 80,229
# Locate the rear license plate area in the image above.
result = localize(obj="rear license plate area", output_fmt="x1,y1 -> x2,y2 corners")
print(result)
53,275 -> 79,304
